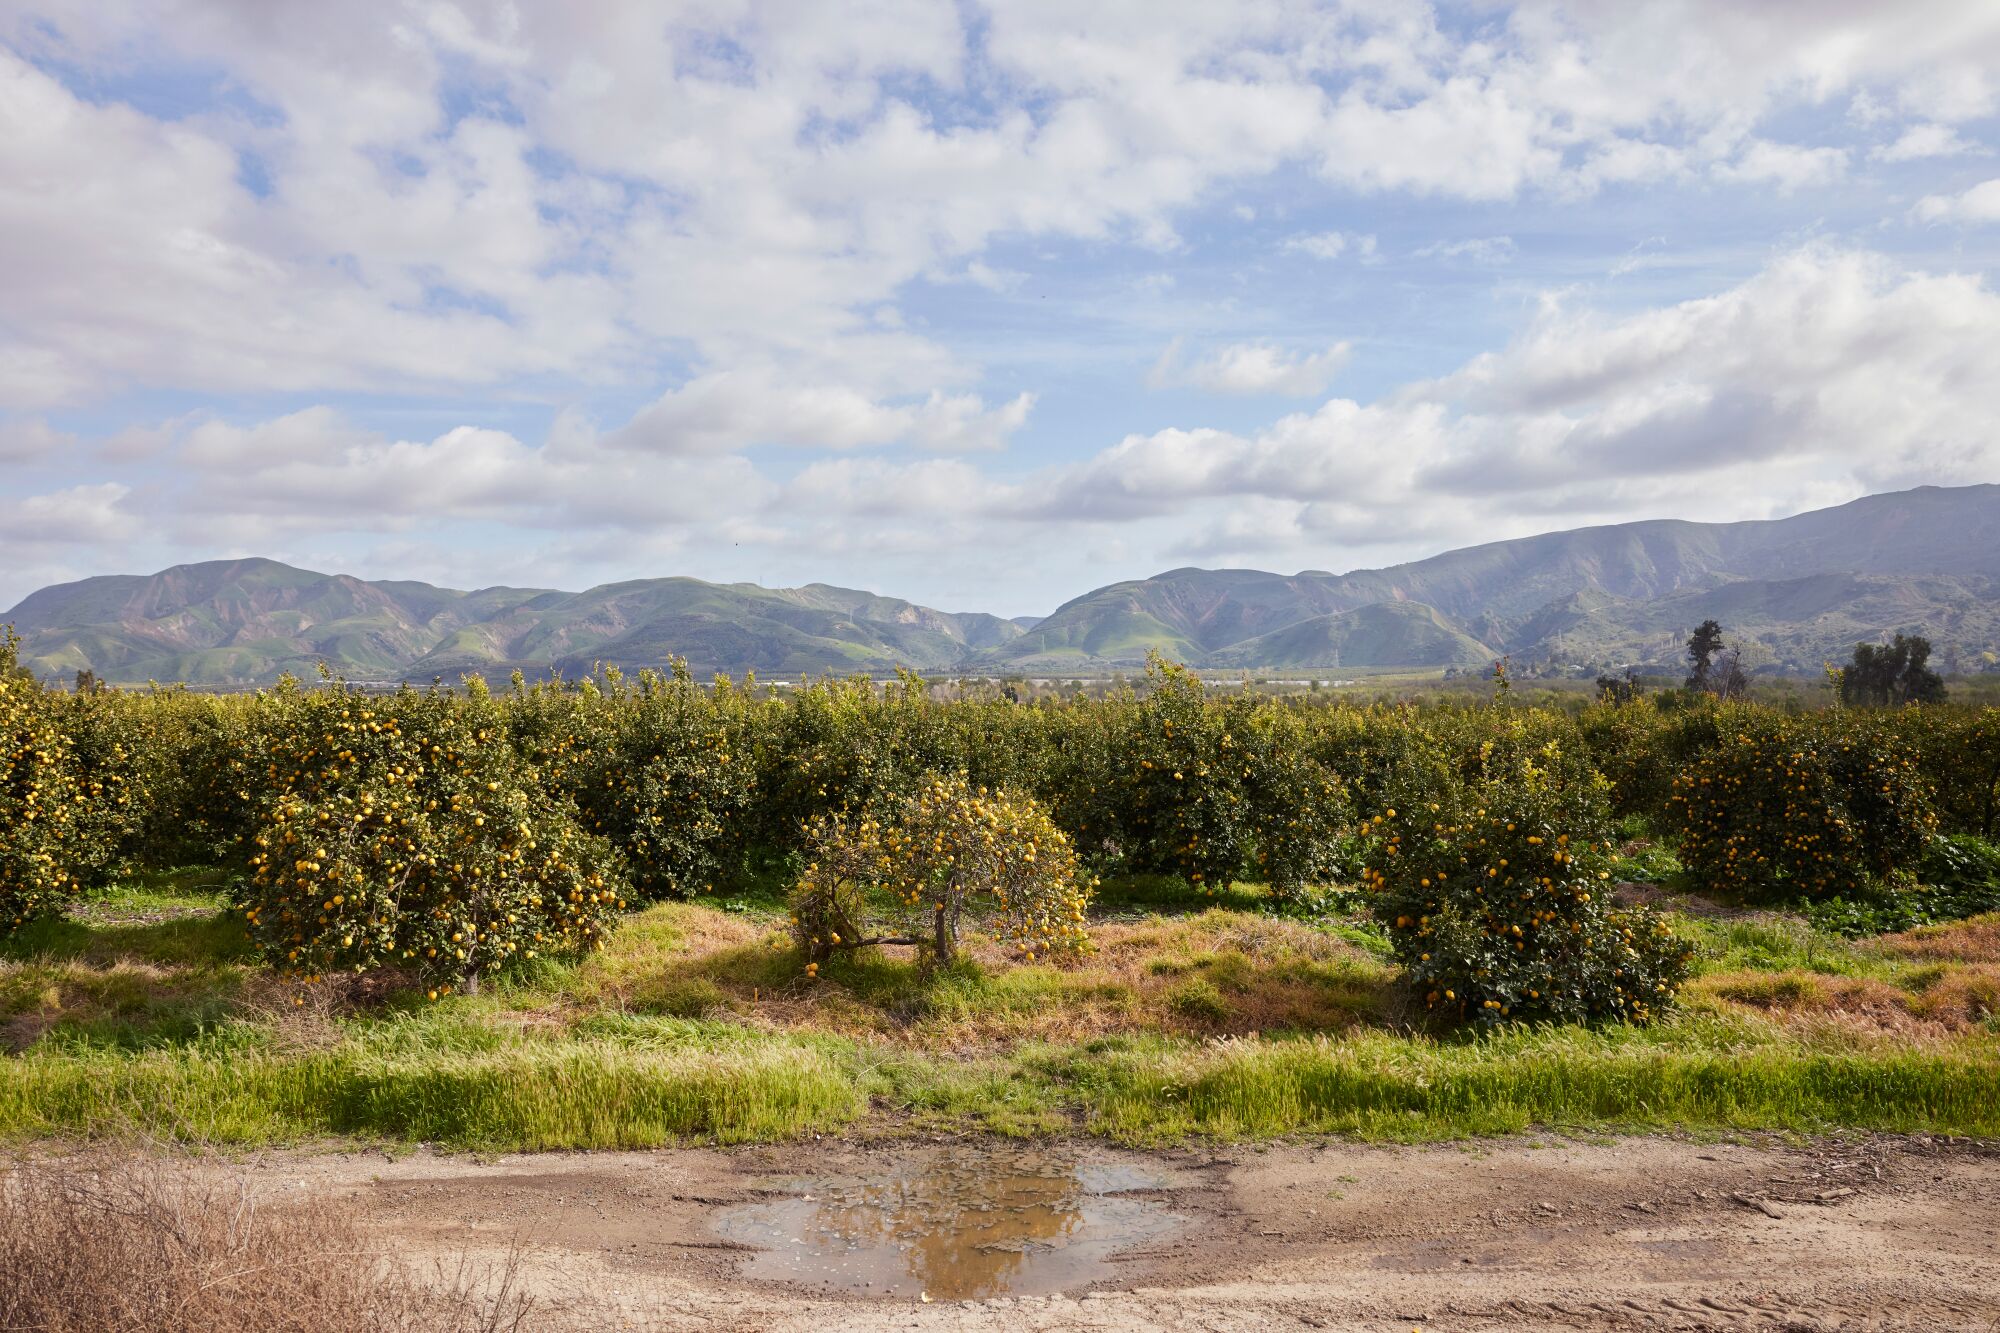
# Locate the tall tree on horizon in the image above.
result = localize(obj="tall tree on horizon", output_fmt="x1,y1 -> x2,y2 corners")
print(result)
1685,620 -> 1726,693
1841,634 -> 1947,706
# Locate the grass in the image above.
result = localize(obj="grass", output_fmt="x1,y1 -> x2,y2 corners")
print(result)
0,871 -> 1995,1149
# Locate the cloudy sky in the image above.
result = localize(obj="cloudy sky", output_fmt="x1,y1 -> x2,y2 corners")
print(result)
3,1 -> 2000,616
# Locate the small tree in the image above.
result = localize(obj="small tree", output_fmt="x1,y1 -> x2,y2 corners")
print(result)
790,775 -> 1092,970
1841,634 -> 1947,707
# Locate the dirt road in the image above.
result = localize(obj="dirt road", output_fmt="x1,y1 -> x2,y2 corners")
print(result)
244,1133 -> 2000,1331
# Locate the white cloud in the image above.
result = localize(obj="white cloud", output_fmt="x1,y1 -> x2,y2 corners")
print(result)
1713,140 -> 1849,190
1036,246 -> 2000,542
1914,178 -> 2000,223
1873,122 -> 1982,161
1413,236 -> 1517,263
603,374 -> 1033,454
0,483 -> 131,545
1282,231 -> 1377,261
1149,339 -> 1354,397
0,416 -> 74,462
1,1 -> 1995,415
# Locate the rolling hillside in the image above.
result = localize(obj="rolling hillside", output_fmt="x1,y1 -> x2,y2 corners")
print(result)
978,484 -> 2000,672
3,561 -> 1032,685
7,484 -> 1998,683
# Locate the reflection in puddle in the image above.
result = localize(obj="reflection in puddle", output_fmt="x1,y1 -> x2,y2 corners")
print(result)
714,1143 -> 1183,1300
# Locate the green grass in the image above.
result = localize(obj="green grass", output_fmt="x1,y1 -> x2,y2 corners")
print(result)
2,871 -> 1997,1149
3,1018 -> 1993,1150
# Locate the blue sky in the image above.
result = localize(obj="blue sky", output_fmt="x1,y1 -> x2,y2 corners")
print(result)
3,1 -> 2000,616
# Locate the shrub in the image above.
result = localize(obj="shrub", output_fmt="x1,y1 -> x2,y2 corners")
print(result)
234,679 -> 628,993
55,685 -> 186,886
1668,715 -> 1936,901
1359,738 -> 1692,1026
1904,706 -> 2000,838
749,672 -> 961,851
0,1150 -> 537,1332
790,774 -> 1092,969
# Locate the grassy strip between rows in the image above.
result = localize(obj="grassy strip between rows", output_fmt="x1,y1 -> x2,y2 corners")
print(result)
2,1029 -> 1995,1150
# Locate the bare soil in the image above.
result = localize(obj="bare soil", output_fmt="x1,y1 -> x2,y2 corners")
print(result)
234,1133 -> 2000,1331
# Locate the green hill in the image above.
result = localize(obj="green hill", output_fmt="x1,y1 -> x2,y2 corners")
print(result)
1207,601 -> 1496,669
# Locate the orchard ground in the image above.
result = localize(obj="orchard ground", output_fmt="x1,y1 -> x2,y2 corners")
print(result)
3,863 -> 1998,1325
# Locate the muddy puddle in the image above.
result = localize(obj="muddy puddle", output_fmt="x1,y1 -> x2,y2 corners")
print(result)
712,1142 -> 1186,1300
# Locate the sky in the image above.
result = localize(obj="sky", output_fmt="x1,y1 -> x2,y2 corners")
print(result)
3,2 -> 2000,618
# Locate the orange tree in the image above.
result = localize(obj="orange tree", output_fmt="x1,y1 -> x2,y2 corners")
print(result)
1099,657 -> 1262,891
1666,713 -> 1935,900
1240,704 -> 1351,900
1359,730 -> 1691,1026
748,672 -> 963,853
790,773 -> 1091,970
1900,706 -> 2000,839
234,677 -> 627,994
0,630 -> 88,932
569,663 -> 757,900
54,684 -> 190,885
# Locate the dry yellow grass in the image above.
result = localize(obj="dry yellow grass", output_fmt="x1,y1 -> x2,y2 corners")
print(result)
1871,913 -> 2000,964
550,903 -> 1393,1048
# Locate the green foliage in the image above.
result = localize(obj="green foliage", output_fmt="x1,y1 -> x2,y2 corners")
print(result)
1239,706 -> 1351,900
528,663 -> 757,901
1108,658 -> 1261,890
1668,715 -> 1937,900
1359,732 -> 1693,1026
1796,835 -> 2000,935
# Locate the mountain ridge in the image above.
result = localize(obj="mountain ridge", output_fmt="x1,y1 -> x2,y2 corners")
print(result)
7,483 -> 1999,684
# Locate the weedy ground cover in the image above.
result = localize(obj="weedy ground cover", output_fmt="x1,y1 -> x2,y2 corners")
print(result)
1,872 -> 1994,1149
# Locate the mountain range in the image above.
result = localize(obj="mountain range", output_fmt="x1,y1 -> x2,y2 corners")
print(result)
6,484 -> 1998,685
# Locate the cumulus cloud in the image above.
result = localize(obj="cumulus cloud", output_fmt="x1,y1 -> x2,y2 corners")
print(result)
602,374 -> 1033,454
5,6 -> 2000,606
1713,140 -> 1849,190
0,416 -> 74,462
1913,178 -> 2000,222
1,1 -> 1996,412
0,483 -> 132,546
1149,340 -> 1354,396
1033,246 -> 2000,542
1873,123 -> 1982,161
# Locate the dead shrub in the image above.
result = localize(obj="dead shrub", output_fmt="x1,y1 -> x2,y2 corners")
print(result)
0,1151 -> 541,1332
